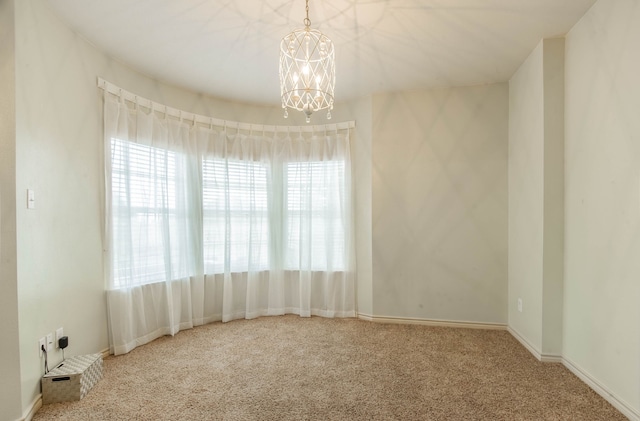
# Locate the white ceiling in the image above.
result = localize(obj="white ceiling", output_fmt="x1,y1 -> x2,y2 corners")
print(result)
45,0 -> 596,106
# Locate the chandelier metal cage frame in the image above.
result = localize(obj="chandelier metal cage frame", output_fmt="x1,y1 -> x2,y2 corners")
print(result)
279,0 -> 335,123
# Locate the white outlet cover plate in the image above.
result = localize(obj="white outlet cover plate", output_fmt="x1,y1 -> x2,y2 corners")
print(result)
46,333 -> 54,352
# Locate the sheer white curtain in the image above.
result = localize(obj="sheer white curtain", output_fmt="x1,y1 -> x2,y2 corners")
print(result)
103,91 -> 355,355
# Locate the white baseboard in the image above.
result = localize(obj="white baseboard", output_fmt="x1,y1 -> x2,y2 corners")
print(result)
507,327 -> 562,362
19,394 -> 41,421
357,313 -> 374,322
356,316 -> 636,419
358,313 -> 507,330
100,347 -> 111,359
507,327 -> 638,419
563,357 -> 639,421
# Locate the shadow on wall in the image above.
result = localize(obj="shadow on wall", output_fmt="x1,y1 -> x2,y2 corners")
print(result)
370,85 -> 508,324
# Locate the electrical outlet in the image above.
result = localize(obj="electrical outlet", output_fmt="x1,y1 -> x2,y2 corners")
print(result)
55,328 -> 64,349
46,333 -> 54,352
38,337 -> 46,357
517,298 -> 523,313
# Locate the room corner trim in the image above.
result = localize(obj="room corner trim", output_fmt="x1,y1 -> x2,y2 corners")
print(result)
562,357 -> 640,421
100,347 -> 111,359
507,326 -> 563,362
508,327 -> 639,419
19,393 -> 42,421
357,313 -> 374,322
539,354 -> 563,363
358,313 -> 507,330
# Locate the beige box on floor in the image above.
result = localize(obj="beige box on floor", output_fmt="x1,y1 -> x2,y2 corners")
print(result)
42,354 -> 103,404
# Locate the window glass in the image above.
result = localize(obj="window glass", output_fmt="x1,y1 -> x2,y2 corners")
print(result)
111,138 -> 348,287
285,161 -> 345,270
202,158 -> 270,273
111,139 -> 188,287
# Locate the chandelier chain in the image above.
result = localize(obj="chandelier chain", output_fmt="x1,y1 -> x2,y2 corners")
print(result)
304,0 -> 311,27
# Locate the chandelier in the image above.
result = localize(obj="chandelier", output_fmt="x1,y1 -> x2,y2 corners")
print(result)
280,0 -> 335,123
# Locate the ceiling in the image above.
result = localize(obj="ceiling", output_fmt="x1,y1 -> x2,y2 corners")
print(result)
45,0 -> 596,106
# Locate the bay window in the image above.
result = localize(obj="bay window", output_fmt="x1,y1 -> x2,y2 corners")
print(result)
103,88 -> 355,355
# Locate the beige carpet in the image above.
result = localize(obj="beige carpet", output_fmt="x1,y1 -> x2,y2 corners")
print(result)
34,316 -> 625,420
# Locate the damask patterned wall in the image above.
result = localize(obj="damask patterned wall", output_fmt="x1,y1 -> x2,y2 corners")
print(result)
564,0 -> 640,414
371,85 -> 509,323
0,1 -> 22,419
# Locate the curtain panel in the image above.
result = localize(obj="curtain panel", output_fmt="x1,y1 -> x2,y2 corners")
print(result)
103,93 -> 356,355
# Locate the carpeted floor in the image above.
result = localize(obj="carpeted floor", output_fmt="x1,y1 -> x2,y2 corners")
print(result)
33,315 -> 625,420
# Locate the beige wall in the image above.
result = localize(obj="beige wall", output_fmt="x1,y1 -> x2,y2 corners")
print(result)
540,39 -> 564,358
0,1 -> 23,419
15,0 -> 108,410
508,42 -> 545,348
508,38 -> 565,358
371,85 -> 509,323
346,96 -> 374,316
8,0 -> 639,418
564,0 -> 640,414
10,0 -> 369,416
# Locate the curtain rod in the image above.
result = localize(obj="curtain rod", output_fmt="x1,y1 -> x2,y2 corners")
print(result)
97,77 -> 356,133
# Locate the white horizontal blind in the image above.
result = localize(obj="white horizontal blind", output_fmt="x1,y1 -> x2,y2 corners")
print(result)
110,138 -> 191,288
112,143 -> 348,282
202,158 -> 270,274
285,160 -> 346,271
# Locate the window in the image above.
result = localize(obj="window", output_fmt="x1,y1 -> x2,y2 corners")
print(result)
110,139 -> 190,287
104,93 -> 355,352
109,138 -> 350,287
285,161 -> 346,271
202,158 -> 347,274
202,158 -> 270,274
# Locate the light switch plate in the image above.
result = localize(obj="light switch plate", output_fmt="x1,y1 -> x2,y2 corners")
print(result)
46,333 -> 54,352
